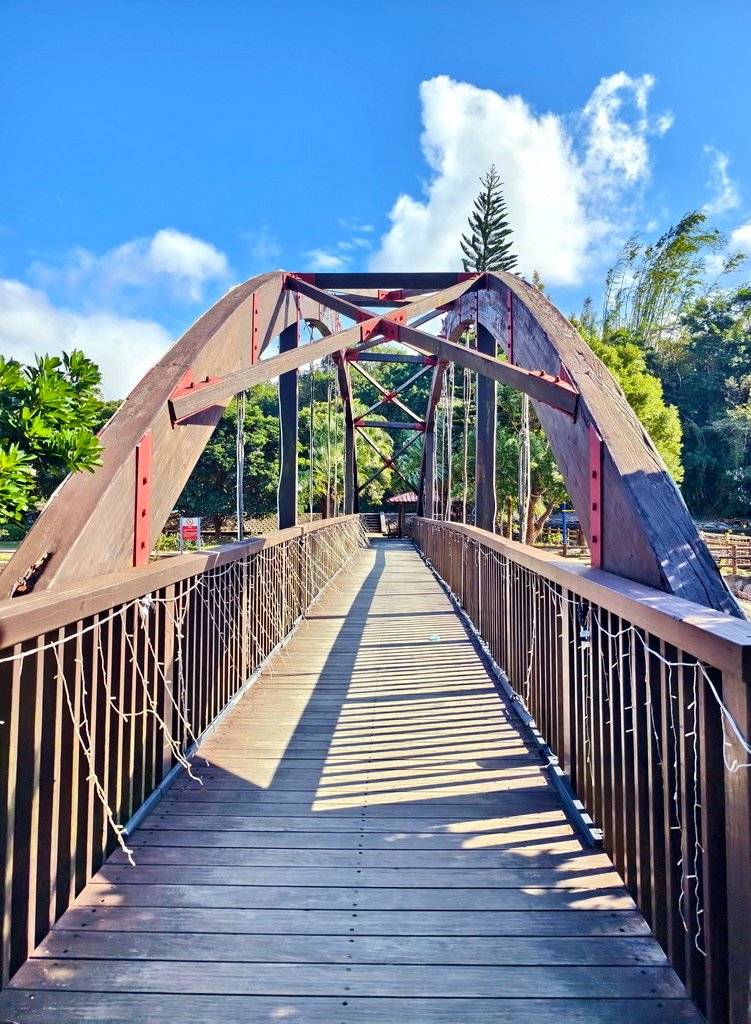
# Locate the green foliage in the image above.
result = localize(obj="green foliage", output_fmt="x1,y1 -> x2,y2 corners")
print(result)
657,287 -> 751,514
460,165 -> 518,273
299,364 -> 396,512
0,351 -> 105,525
176,386 -> 280,536
603,211 -> 744,350
572,311 -> 684,483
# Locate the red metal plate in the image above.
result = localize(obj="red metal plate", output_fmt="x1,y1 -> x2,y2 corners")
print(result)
134,430 -> 152,567
589,425 -> 603,569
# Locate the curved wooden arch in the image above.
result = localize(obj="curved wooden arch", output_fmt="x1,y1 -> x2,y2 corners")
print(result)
2,270 -> 740,618
442,273 -> 739,614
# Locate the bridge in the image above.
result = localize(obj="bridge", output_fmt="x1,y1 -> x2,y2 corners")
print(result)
0,273 -> 749,1023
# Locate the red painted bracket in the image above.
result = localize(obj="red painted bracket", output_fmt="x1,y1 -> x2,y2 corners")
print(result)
589,425 -> 603,569
169,370 -> 222,424
359,317 -> 383,342
285,272 -> 316,285
506,287 -> 514,363
559,361 -> 575,387
423,356 -> 438,366
134,430 -> 152,568
384,308 -> 407,325
378,289 -> 404,301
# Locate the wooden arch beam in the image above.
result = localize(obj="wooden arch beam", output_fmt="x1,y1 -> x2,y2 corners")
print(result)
3,269 -> 739,617
442,272 -> 741,616
1,273 -> 338,597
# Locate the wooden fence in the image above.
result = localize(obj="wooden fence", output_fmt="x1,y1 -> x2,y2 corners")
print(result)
0,516 -> 363,987
700,533 -> 751,574
413,517 -> 751,1024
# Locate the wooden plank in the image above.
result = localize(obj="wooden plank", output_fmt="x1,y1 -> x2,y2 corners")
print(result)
54,904 -> 652,936
76,882 -> 636,912
106,845 -> 611,870
6,959 -> 689,998
93,864 -> 626,890
0,992 -> 706,1023
36,930 -> 668,966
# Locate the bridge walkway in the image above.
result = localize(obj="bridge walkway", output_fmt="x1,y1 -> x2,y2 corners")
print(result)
0,540 -> 703,1022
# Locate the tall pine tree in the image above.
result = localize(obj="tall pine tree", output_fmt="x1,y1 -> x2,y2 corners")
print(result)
460,165 -> 517,272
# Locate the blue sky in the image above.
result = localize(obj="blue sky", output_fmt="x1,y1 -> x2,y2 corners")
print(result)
2,0 -> 751,396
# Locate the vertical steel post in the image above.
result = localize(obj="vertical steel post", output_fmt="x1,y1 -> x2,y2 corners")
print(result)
278,322 -> 299,529
475,323 -> 497,532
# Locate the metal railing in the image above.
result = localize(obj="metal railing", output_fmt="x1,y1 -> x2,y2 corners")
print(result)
413,517 -> 751,1024
0,516 -> 364,986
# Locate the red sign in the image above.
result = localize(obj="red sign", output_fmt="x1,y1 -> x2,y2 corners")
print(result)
179,517 -> 200,543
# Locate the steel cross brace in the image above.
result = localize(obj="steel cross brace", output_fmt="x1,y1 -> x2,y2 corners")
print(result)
169,275 -> 579,421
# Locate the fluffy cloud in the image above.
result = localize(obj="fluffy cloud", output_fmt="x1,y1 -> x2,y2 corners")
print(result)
302,226 -> 374,270
30,228 -> 231,304
730,220 -> 751,255
370,73 -> 673,285
303,249 -> 349,271
703,147 -> 741,216
0,278 -> 173,399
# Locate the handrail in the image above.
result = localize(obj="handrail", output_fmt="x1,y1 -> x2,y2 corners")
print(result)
0,515 -> 360,650
0,515 -> 365,987
412,517 -> 750,1024
417,520 -> 751,677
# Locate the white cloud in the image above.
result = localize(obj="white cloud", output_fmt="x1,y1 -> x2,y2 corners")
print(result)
370,73 -> 673,286
240,225 -> 281,270
30,228 -> 231,304
337,218 -> 374,233
703,147 -> 741,215
730,220 -> 751,254
303,249 -> 349,271
0,278 -> 173,399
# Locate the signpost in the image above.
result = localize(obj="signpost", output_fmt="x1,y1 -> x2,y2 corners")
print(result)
179,516 -> 202,554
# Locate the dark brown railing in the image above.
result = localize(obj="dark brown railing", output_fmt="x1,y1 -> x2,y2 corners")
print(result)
0,516 -> 364,986
413,517 -> 751,1024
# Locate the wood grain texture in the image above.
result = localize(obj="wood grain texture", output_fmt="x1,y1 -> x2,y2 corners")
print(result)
0,277 -> 339,597
444,273 -> 740,615
0,540 -> 702,1022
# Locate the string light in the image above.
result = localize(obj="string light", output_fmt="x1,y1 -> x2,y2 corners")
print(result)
0,519 -> 369,871
417,521 -> 751,961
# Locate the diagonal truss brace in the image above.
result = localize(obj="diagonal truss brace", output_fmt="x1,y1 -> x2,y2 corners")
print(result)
348,359 -> 433,423
169,275 -> 579,422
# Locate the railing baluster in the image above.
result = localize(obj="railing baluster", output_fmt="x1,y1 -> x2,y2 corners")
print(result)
411,517 -> 751,1022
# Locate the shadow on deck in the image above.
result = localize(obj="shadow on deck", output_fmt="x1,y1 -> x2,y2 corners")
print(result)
0,540 -> 704,1023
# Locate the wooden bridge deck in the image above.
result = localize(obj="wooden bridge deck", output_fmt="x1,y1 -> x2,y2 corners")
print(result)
0,540 -> 703,1023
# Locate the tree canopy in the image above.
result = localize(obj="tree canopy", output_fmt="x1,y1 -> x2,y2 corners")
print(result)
0,351 -> 105,526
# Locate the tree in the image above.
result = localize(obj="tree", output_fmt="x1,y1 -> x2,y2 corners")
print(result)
602,211 -> 744,350
177,387 -> 280,538
298,364 -> 396,513
460,165 -> 518,273
0,351 -> 105,526
658,287 -> 751,514
574,302 -> 684,483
